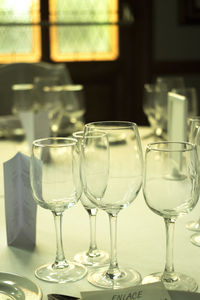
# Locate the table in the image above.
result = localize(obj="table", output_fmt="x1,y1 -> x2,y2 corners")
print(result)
0,127 -> 200,299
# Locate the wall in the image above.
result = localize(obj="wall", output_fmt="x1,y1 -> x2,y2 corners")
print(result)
154,0 -> 200,62
152,0 -> 200,113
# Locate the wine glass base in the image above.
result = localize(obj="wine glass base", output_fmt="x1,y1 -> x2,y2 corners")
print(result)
190,233 -> 200,247
186,220 -> 200,232
35,261 -> 87,283
87,266 -> 141,289
74,250 -> 109,267
142,272 -> 198,292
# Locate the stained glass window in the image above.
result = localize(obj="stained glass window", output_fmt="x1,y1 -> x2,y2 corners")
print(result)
49,0 -> 119,61
0,0 -> 119,63
0,0 -> 41,63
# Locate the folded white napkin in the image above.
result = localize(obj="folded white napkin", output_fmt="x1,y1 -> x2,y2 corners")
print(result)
3,152 -> 37,250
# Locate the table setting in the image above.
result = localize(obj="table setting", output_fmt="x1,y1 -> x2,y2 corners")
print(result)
0,80 -> 200,299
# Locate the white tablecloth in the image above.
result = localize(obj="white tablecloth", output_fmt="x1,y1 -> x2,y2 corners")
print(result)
0,127 -> 200,299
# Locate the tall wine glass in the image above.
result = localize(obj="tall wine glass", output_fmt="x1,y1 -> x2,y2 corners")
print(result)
82,121 -> 143,289
30,137 -> 87,283
72,131 -> 109,267
186,116 -> 200,232
143,141 -> 199,291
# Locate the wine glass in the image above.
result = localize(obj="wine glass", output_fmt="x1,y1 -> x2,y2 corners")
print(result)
72,131 -> 109,267
33,76 -> 61,111
55,84 -> 86,136
143,83 -> 167,138
82,121 -> 143,289
186,116 -> 200,232
188,119 -> 200,246
156,76 -> 185,92
142,141 -> 199,291
187,116 -> 200,144
172,88 -> 198,119
30,137 -> 87,283
33,76 -> 64,136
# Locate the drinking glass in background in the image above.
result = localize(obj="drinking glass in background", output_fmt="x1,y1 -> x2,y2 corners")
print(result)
33,78 -> 86,137
33,76 -> 63,135
187,116 -> 200,144
155,76 -> 185,92
37,85 -> 63,136
143,141 -> 199,291
33,75 -> 61,111
72,131 -> 109,267
12,83 -> 35,114
186,116 -> 200,235
171,87 -> 198,119
82,121 -> 143,289
30,137 -> 87,283
54,84 -> 86,136
154,76 -> 185,139
143,84 -> 167,138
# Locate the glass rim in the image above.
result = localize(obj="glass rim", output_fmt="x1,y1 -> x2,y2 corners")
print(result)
62,84 -> 83,91
72,130 -> 107,139
188,116 -> 200,122
146,141 -> 196,152
12,83 -> 34,90
32,137 -> 78,148
85,121 -> 137,130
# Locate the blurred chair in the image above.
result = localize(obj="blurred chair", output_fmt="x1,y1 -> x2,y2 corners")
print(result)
0,62 -> 72,116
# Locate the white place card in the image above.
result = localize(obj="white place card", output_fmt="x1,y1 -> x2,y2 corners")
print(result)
3,152 -> 37,250
167,92 -> 188,142
167,92 -> 188,177
81,282 -> 171,300
19,111 -> 50,149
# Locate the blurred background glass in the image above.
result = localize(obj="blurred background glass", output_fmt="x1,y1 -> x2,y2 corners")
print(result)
172,87 -> 198,120
156,76 -> 185,92
12,83 -> 34,113
143,83 -> 167,138
188,116 -> 200,143
143,75 -> 199,140
33,81 -> 86,137
33,75 -> 61,111
55,84 -> 85,136
186,116 -> 200,233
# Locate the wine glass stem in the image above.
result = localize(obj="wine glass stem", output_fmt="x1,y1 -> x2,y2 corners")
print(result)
163,217 -> 176,280
53,211 -> 68,268
107,213 -> 121,278
88,209 -> 98,254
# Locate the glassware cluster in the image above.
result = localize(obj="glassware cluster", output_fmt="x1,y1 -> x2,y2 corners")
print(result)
30,121 -> 200,291
143,76 -> 198,140
12,77 -> 86,138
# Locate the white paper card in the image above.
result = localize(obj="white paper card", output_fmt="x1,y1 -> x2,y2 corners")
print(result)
167,92 -> 188,142
3,152 -> 37,250
19,111 -> 50,149
81,282 -> 171,300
